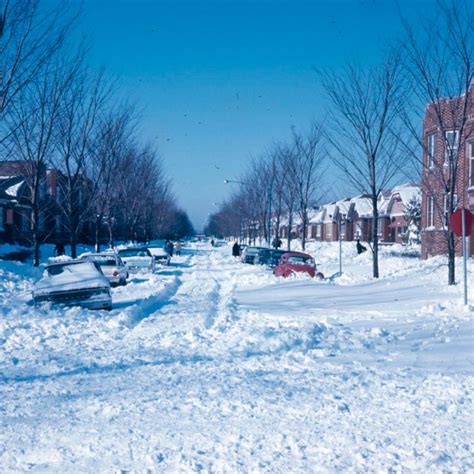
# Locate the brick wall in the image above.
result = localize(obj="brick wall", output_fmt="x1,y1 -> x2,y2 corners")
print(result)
421,86 -> 474,258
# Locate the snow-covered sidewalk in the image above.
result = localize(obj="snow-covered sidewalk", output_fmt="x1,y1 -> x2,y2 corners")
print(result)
0,243 -> 473,471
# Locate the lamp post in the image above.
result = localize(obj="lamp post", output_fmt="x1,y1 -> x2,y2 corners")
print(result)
330,211 -> 343,277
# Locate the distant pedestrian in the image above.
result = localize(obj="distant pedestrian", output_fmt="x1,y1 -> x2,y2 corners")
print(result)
168,241 -> 174,257
211,239 -> 215,247
54,241 -> 65,256
175,241 -> 182,256
272,237 -> 282,249
356,239 -> 367,255
232,241 -> 240,257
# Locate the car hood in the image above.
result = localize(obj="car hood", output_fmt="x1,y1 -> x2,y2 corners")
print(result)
34,272 -> 109,296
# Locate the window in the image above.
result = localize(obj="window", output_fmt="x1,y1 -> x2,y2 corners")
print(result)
444,130 -> 459,163
427,195 -> 435,228
469,142 -> 474,187
427,133 -> 436,168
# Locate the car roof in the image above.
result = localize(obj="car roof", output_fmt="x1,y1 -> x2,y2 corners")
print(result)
81,252 -> 117,257
281,251 -> 312,258
118,247 -> 148,251
45,259 -> 95,269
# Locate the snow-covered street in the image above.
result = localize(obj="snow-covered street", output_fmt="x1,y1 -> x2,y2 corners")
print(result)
1,242 -> 473,472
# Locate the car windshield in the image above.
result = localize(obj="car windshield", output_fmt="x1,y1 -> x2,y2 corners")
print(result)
119,249 -> 150,257
47,261 -> 97,277
287,256 -> 314,265
85,255 -> 116,266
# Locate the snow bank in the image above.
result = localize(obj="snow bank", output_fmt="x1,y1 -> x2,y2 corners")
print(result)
0,242 -> 472,472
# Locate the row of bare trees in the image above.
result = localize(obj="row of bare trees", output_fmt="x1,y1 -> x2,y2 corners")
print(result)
208,0 -> 473,284
206,123 -> 326,252
0,1 -> 193,265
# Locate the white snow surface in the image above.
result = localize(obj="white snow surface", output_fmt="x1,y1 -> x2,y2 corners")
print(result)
0,241 -> 473,472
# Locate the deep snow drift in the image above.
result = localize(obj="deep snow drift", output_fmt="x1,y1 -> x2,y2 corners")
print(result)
0,242 -> 473,472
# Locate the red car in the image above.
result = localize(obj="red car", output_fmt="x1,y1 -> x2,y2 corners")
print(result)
273,251 -> 324,279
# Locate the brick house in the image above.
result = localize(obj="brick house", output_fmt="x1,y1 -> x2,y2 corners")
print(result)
386,184 -> 421,244
0,161 -> 95,246
420,83 -> 474,258
303,189 -> 417,245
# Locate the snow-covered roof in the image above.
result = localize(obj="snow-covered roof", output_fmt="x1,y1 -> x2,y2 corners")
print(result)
392,184 -> 421,206
322,203 -> 338,223
308,208 -> 324,224
350,195 -> 373,218
5,180 -> 24,197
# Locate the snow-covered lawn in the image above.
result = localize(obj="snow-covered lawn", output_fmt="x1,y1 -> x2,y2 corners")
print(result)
0,242 -> 472,471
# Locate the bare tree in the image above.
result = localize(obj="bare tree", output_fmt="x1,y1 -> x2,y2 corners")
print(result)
2,58 -> 72,265
276,143 -> 299,251
91,105 -> 137,250
321,56 -> 403,278
0,0 -> 77,119
54,58 -> 110,258
399,0 -> 474,285
291,124 -> 326,250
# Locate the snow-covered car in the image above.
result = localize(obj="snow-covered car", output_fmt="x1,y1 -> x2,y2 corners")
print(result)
79,252 -> 129,286
273,252 -> 324,279
33,260 -> 112,310
118,247 -> 155,272
269,249 -> 287,268
241,246 -> 266,264
147,240 -> 171,265
254,248 -> 272,265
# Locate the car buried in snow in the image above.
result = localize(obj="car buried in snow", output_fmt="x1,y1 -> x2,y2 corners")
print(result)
273,251 -> 324,279
117,247 -> 156,273
33,260 -> 112,310
79,252 -> 129,286
268,249 -> 287,268
254,248 -> 272,265
240,246 -> 267,264
147,240 -> 171,266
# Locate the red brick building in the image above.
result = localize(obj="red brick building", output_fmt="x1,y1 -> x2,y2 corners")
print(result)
420,84 -> 474,258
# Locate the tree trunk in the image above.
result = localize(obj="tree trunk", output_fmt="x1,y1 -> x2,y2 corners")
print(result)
371,196 -> 379,279
70,230 -> 77,259
95,215 -> 101,252
301,212 -> 307,251
287,213 -> 293,251
447,231 -> 456,285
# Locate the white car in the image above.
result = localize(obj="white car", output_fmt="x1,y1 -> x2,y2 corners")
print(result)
33,260 -> 112,310
79,252 -> 129,286
147,240 -> 171,265
118,247 -> 155,272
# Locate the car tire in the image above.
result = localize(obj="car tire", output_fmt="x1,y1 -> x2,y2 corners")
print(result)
120,278 -> 127,286
315,272 -> 324,280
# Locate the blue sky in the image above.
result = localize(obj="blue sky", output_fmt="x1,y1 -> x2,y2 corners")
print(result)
74,0 -> 427,230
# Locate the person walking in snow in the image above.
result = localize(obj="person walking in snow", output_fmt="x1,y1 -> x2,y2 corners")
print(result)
54,241 -> 65,256
175,241 -> 182,256
356,238 -> 367,255
232,241 -> 240,257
